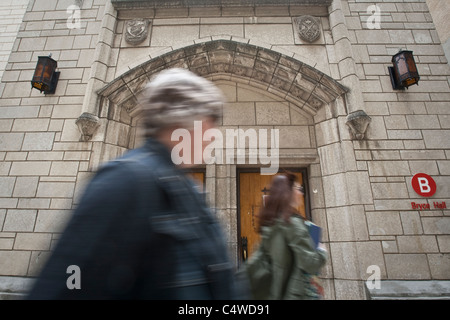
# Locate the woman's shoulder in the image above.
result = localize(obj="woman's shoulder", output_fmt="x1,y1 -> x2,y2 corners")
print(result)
285,215 -> 309,237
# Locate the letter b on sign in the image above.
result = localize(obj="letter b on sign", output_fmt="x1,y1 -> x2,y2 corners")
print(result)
412,173 -> 436,197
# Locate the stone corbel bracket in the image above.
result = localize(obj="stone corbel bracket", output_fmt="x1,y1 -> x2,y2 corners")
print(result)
346,110 -> 371,140
76,112 -> 100,142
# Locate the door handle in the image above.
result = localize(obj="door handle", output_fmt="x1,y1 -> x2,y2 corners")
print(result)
241,236 -> 248,262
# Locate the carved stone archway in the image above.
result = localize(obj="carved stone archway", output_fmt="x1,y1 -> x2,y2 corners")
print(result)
84,39 -> 349,168
83,39 -> 352,272
98,39 -> 348,121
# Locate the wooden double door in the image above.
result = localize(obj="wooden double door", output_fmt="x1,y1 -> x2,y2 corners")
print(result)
186,168 -> 309,265
238,170 -> 308,264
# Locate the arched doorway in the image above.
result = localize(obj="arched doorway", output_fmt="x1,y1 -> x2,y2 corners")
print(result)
93,39 -> 348,265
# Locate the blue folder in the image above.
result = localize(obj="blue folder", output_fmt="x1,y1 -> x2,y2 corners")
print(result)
305,221 -> 321,249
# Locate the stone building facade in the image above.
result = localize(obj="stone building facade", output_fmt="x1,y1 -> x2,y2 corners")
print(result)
0,0 -> 449,299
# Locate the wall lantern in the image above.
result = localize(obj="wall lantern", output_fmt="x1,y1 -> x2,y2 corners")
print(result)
388,50 -> 420,90
31,54 -> 60,94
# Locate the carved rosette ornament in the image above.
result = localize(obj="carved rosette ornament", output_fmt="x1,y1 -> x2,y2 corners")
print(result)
294,15 -> 321,43
125,19 -> 150,45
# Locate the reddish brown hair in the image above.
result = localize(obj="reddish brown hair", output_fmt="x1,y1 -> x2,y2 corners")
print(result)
258,173 -> 297,233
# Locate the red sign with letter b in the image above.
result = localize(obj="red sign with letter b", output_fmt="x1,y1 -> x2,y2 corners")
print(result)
411,173 -> 436,197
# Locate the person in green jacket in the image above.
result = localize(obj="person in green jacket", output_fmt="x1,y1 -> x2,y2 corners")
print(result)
245,173 -> 328,300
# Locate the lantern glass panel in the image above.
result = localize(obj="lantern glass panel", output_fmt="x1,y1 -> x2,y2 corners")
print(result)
43,62 -> 54,82
395,55 -> 408,77
392,50 -> 420,89
406,55 -> 418,73
31,56 -> 58,93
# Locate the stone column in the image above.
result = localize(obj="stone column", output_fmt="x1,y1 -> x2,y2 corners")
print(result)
316,94 -> 375,298
76,1 -> 117,141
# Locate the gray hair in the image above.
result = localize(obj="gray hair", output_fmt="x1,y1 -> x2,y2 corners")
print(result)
138,68 -> 224,138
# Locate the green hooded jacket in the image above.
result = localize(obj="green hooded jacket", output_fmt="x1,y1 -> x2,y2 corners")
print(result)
245,215 -> 328,300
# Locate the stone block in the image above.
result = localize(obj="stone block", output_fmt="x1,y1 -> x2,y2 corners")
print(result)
331,241 -> 385,282
400,211 -> 423,235
326,205 -> 369,241
18,37 -> 46,51
397,236 -> 439,253
315,118 -> 339,147
389,30 -> 415,44
245,24 -> 294,45
0,177 -> 15,197
44,36 -> 75,50
277,126 -> 311,149
423,130 -> 450,149
50,161 -> 79,176
10,161 -> 51,176
412,29 -> 433,44
346,171 -> 373,205
382,240 -> 398,253
17,198 -> 50,210
318,143 -> 344,176
322,173 -> 348,207
21,132 -> 55,151
357,241 -> 386,279
0,133 -> 24,151
406,115 -> 440,129
216,82 -> 237,102
429,254 -> 450,279
385,254 -> 431,279
34,210 -> 72,233
27,251 -> 51,277
408,161 -> 439,175
365,116 -> 388,140
437,161 -> 450,175
387,130 -> 422,140
388,101 -> 427,115
355,30 -> 390,44
12,119 -> 50,132
330,242 -> 360,279
60,119 -> 82,142
36,182 -> 75,198
223,102 -> 255,125
104,121 -> 131,148
400,150 -> 445,160
334,280 -> 366,300
151,25 -> 199,47
371,150 -> 400,160
200,24 -> 243,39
2,210 -> 36,232
368,161 -> 410,177
0,251 -> 30,276
13,233 -> 52,251
255,102 -> 290,125
372,182 -> 408,199
422,217 -> 450,235
367,211 -> 403,236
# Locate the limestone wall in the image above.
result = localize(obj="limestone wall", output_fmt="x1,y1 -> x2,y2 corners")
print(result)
0,0 -> 449,299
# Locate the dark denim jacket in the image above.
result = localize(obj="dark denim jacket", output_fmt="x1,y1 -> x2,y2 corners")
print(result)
27,139 -> 238,299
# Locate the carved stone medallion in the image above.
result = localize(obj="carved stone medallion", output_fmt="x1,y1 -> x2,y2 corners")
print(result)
125,19 -> 150,45
294,15 -> 321,43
